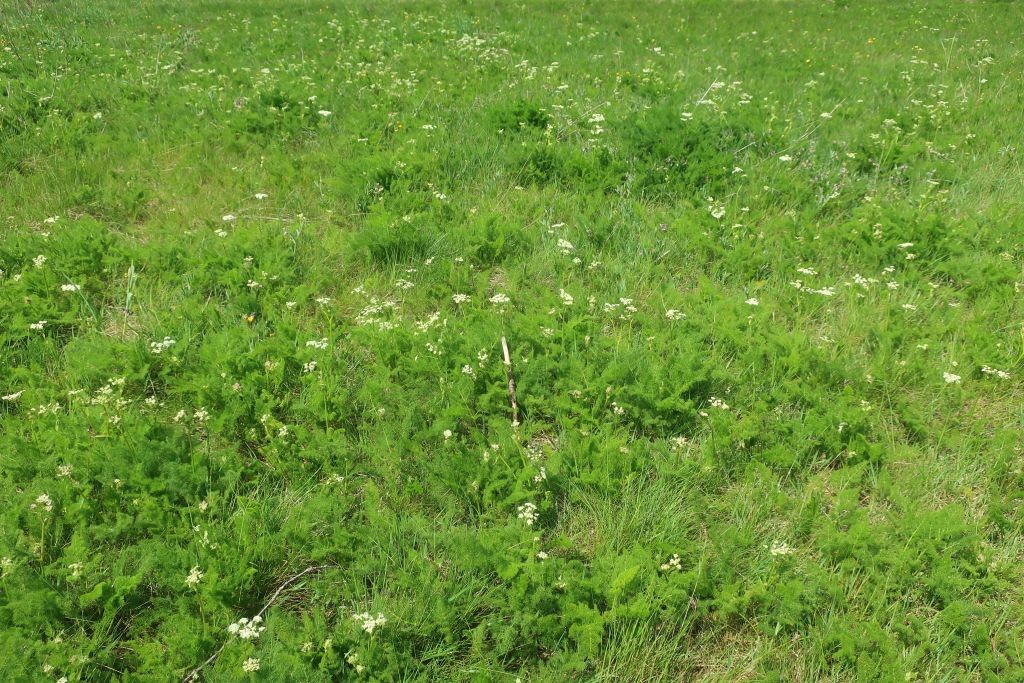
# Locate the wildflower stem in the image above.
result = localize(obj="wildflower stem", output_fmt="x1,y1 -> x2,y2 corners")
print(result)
501,336 -> 520,427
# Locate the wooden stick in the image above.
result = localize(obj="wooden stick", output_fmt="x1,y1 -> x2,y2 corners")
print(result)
183,565 -> 329,681
501,336 -> 520,427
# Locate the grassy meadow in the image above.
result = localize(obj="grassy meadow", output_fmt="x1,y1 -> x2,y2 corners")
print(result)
2,0 -> 1024,680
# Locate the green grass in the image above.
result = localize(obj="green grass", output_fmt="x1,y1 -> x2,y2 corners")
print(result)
2,0 -> 1023,680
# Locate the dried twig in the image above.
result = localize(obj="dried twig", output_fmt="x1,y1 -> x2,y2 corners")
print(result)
501,336 -> 521,427
183,565 -> 329,682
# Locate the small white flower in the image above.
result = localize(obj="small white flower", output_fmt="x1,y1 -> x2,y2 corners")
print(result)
452,293 -> 471,304
33,493 -> 53,513
942,372 -> 961,384
745,298 -> 759,306
665,309 -> 686,320
2,391 -> 24,401
185,566 -> 204,588
150,337 -> 177,354
318,110 -> 332,117
708,396 -> 730,411
981,365 -> 1011,380
33,254 -> 48,268
769,541 -> 794,556
254,192 -> 268,200
352,611 -> 387,634
60,283 -> 80,292
228,616 -> 265,640
489,293 -> 510,305
559,289 -> 574,306
222,214 -> 236,222
516,502 -> 538,526
242,657 -> 261,673
443,429 -> 453,440
660,554 -> 683,572
93,112 -> 103,119
29,320 -> 47,330
345,649 -> 365,672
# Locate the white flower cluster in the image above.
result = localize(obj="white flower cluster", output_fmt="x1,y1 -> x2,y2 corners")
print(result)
790,280 -> 836,297
769,541 -> 794,556
516,502 -> 538,526
352,611 -> 387,634
660,554 -> 683,572
150,337 -> 177,354
185,566 -> 204,588
305,338 -> 328,350
981,365 -> 1011,380
708,396 -> 730,411
707,198 -> 726,219
227,615 -> 265,640
354,298 -> 399,330
31,493 -> 53,513
346,650 -> 365,673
